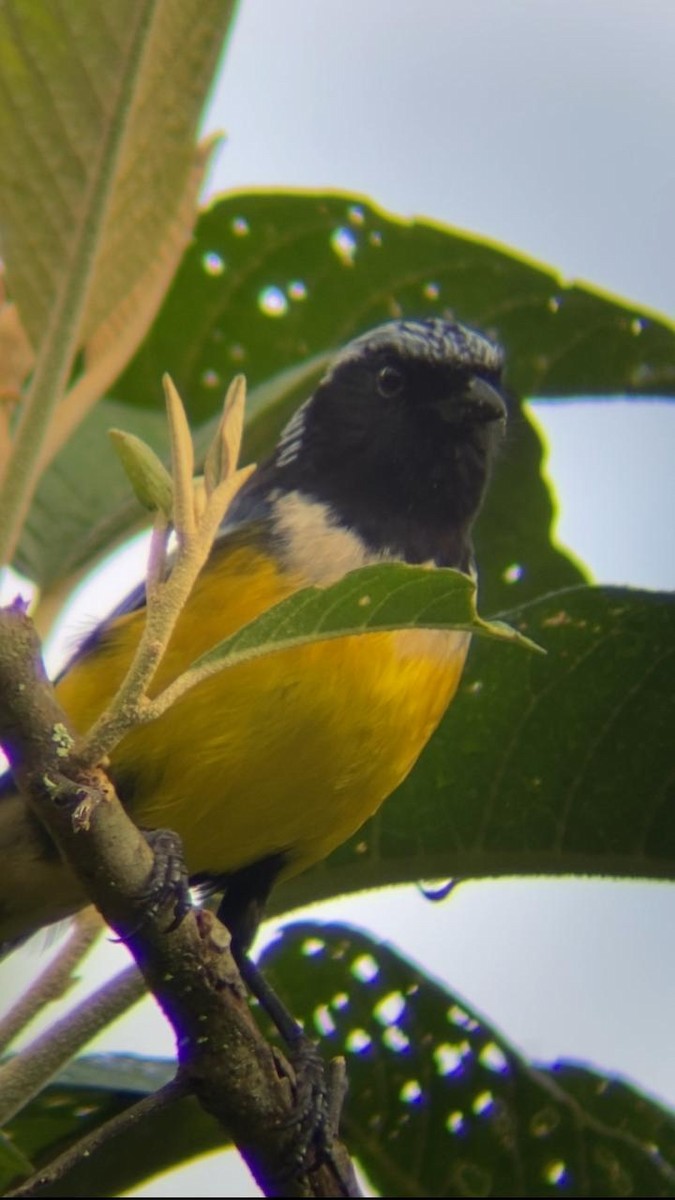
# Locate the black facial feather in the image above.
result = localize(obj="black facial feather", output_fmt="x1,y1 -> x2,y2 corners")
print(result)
230,318 -> 507,569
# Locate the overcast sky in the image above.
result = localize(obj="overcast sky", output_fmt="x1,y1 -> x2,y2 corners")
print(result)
2,4 -> 674,1196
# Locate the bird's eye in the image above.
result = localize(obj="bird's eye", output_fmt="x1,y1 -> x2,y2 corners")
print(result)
376,365 -> 405,398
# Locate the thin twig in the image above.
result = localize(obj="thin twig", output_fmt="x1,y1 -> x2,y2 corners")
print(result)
0,964 -> 145,1127
0,908 -> 103,1055
78,376 -> 253,767
6,1074 -> 189,1198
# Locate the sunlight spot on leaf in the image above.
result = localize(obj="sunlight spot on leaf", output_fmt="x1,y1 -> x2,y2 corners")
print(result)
231,216 -> 249,236
347,204 -> 365,226
369,230 -> 383,247
423,281 -> 440,300
331,992 -> 350,1010
630,317 -> 645,335
548,296 -> 561,313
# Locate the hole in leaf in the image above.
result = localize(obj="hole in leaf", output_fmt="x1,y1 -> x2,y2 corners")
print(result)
434,1043 -> 464,1076
330,226 -> 357,266
478,1041 -> 510,1074
399,1079 -> 423,1105
373,990 -> 406,1026
382,1025 -> 410,1053
350,953 -> 379,983
287,279 -> 308,300
472,1090 -> 494,1117
345,1028 -> 372,1055
446,1110 -> 466,1135
502,563 -> 524,584
301,937 -> 325,957
258,286 -> 288,317
543,1160 -> 569,1187
313,1005 -> 336,1037
202,250 -> 225,276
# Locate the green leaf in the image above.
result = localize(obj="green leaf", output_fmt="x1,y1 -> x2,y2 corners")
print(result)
260,922 -> 675,1198
0,1056 -> 224,1197
0,0 -> 236,348
186,564 -> 539,682
272,586 -> 675,916
13,400 -> 166,590
117,192 -> 675,419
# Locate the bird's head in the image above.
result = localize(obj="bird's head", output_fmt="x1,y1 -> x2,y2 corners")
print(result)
232,318 -> 508,572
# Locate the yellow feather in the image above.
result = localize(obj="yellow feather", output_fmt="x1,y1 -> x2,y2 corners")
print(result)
56,531 -> 469,884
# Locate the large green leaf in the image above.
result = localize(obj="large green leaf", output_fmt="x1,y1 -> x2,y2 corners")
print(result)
0,0 -> 235,348
272,586 -> 675,916
260,922 -> 675,1198
116,192 -> 675,417
13,401 -> 165,590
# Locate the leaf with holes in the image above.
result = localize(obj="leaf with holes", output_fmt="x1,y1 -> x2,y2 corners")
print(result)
260,922 -> 675,1198
272,586 -> 675,916
117,192 -> 675,416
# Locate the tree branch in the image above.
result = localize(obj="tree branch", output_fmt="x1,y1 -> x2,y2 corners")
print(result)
0,601 -> 359,1197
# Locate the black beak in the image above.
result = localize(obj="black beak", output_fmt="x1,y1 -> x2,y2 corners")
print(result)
435,376 -> 507,425
462,376 -> 507,423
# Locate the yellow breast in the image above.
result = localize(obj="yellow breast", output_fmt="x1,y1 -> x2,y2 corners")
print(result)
56,536 -> 469,882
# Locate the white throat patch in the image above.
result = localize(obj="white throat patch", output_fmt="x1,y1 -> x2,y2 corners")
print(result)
272,491 -> 398,586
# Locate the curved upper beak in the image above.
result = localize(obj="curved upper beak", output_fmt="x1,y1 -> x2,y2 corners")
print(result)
436,376 -> 508,425
461,376 -> 508,423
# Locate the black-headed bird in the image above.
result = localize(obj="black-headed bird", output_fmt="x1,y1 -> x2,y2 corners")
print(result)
0,317 -> 506,955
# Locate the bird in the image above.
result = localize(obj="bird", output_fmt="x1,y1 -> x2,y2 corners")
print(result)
0,317 -> 507,958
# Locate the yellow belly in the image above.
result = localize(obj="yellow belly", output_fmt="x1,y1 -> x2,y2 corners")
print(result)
56,537 -> 469,882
